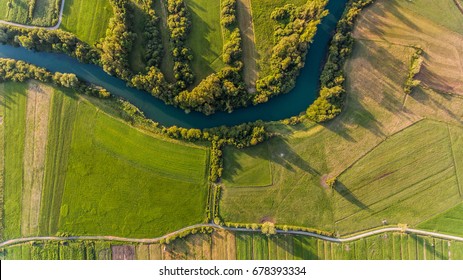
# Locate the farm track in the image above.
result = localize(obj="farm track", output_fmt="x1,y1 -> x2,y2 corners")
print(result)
1,224 -> 463,248
0,0 -> 65,30
454,0 -> 463,15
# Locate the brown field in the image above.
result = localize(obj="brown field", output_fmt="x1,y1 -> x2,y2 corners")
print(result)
21,82 -> 52,236
237,0 -> 258,89
354,0 -> 463,95
111,245 -> 135,260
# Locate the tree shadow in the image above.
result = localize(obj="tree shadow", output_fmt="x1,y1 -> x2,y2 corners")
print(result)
334,181 -> 371,211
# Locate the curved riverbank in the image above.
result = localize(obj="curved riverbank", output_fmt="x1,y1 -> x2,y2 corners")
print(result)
0,0 -> 348,128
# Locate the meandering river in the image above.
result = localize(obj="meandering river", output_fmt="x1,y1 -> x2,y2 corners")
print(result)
0,0 -> 347,128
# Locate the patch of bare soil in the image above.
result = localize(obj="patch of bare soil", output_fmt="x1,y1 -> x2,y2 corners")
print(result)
112,245 -> 135,260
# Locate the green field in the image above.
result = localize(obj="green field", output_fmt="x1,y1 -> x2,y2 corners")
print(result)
185,0 -> 226,81
1,83 -> 27,240
0,0 -> 60,26
250,0 -> 307,76
222,143 -> 272,187
60,0 -> 113,45
128,0 -> 148,73
0,82 -> 210,239
396,0 -> 463,35
335,120 -> 463,234
57,97 -> 210,237
153,0 -> 175,82
418,203 -> 463,237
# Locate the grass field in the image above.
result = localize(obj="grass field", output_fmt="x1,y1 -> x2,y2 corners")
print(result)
1,82 -> 27,240
185,0 -> 226,82
0,81 -> 210,239
418,203 -> 463,237
237,0 -> 258,88
250,0 -> 307,76
220,0 -> 463,234
56,97 -> 209,237
60,0 -> 113,45
0,0 -> 60,26
222,143 -> 272,187
335,120 -> 463,234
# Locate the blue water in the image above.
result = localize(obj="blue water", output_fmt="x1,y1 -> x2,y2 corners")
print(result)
0,0 -> 347,128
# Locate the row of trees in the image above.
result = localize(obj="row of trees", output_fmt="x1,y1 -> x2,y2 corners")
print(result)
0,25 -> 99,64
404,48 -> 423,94
98,0 -> 135,80
307,0 -> 374,122
137,0 -> 164,69
254,0 -> 329,105
167,0 -> 194,90
0,58 -> 111,98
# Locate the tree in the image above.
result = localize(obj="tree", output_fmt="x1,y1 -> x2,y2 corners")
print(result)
261,222 -> 276,236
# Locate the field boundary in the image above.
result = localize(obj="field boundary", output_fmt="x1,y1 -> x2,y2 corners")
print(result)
0,0 -> 65,30
447,124 -> 463,198
2,224 -> 463,248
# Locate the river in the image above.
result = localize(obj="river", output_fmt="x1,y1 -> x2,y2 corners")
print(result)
0,0 -> 347,128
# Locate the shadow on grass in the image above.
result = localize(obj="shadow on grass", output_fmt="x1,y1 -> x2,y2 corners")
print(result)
334,181 -> 371,211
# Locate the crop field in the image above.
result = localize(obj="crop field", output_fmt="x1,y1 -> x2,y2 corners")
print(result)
185,0 -> 226,81
222,143 -> 272,187
250,0 -> 307,76
60,0 -> 113,45
0,0 -> 60,26
335,120 -> 463,234
0,81 -> 210,239
418,203 -> 463,237
1,241 -> 112,260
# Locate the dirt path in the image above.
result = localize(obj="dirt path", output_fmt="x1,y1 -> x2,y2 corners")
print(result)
454,0 -> 463,14
237,0 -> 259,90
2,224 -> 463,249
21,82 -> 52,236
0,0 -> 65,30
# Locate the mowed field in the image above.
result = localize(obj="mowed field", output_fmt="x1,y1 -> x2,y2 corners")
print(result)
222,143 -> 272,187
185,0 -> 226,82
418,203 -> 463,237
60,0 -> 113,45
335,120 -> 463,234
220,0 -> 463,233
0,0 -> 60,26
0,81 -> 210,239
249,0 -> 307,76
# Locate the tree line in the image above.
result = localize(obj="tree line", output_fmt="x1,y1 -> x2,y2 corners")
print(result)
0,58 -> 110,98
307,0 -> 374,122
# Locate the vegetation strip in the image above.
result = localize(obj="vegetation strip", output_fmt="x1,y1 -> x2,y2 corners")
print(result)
2,225 -> 463,248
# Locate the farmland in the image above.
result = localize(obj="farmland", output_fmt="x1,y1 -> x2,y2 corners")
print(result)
0,0 -> 60,27
418,203 -> 463,237
185,0 -> 226,81
222,143 -> 272,187
60,0 -> 113,45
0,81 -> 210,239
3,231 -> 463,260
220,0 -> 463,234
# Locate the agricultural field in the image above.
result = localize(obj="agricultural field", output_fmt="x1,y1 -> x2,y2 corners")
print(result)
0,81 -> 210,239
220,0 -> 463,234
185,0 -> 226,82
0,0 -> 61,27
222,143 -> 272,187
418,203 -> 463,237
335,120 -> 463,234
60,0 -> 113,45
